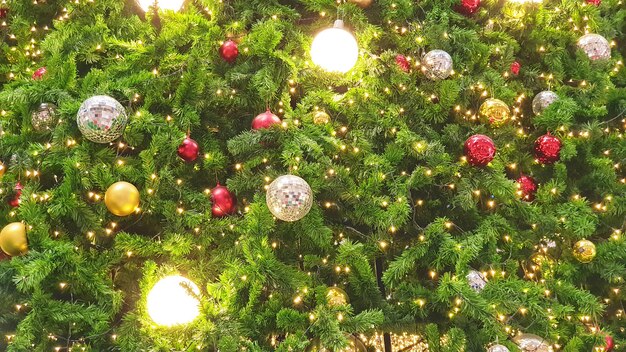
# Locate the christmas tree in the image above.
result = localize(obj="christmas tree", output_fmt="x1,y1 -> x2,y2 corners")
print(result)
0,0 -> 625,350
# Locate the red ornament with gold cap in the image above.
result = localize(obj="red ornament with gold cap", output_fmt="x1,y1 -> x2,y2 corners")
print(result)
252,109 -> 281,130
211,184 -> 237,217
464,134 -> 496,167
177,136 -> 199,162
534,133 -> 561,164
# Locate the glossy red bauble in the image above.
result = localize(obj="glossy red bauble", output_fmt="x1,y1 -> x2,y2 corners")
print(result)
455,0 -> 480,16
517,175 -> 538,201
8,182 -> 23,208
604,335 -> 614,351
252,109 -> 281,130
534,133 -> 561,164
32,67 -> 47,80
395,55 -> 410,72
211,185 -> 237,217
0,7 -> 8,19
510,61 -> 521,75
220,40 -> 239,63
177,136 -> 200,162
464,134 -> 496,167
586,0 -> 601,5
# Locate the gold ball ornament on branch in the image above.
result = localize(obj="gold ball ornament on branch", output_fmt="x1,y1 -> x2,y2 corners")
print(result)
313,111 -> 331,125
0,222 -> 28,256
479,98 -> 510,126
513,333 -> 551,352
347,0 -> 373,8
105,181 -> 140,216
572,239 -> 596,263
326,286 -> 349,307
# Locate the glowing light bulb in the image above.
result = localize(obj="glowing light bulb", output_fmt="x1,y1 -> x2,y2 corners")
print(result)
146,275 -> 200,326
310,20 -> 359,73
137,0 -> 184,12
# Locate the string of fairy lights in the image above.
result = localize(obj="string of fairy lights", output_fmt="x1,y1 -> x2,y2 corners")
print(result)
0,0 -> 624,351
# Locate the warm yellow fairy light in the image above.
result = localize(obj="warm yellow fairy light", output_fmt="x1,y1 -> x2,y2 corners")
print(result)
311,20 -> 358,73
146,275 -> 200,327
137,0 -> 184,12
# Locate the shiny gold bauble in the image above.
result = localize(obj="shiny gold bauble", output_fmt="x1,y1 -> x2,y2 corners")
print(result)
305,335 -> 367,352
0,222 -> 28,256
326,286 -> 349,307
347,0 -> 373,8
313,111 -> 331,125
572,239 -> 596,263
479,98 -> 510,127
513,333 -> 551,352
0,161 -> 5,179
104,181 -> 140,216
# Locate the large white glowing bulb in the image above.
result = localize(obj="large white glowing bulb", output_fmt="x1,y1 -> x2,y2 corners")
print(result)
147,275 -> 200,327
137,0 -> 185,12
310,20 -> 359,73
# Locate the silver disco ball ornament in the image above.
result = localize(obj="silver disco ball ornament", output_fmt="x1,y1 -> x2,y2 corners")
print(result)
487,345 -> 510,352
421,49 -> 453,80
532,91 -> 558,115
513,334 -> 551,352
266,175 -> 313,222
467,270 -> 487,292
76,95 -> 128,143
31,103 -> 58,132
577,33 -> 611,61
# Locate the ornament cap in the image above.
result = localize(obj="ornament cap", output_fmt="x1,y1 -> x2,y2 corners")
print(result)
333,19 -> 345,29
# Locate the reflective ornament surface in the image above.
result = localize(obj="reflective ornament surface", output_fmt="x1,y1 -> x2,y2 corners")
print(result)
105,181 -> 140,216
480,99 -> 510,126
211,184 -> 237,217
220,39 -> 239,63
573,239 -> 596,263
311,20 -> 359,73
266,175 -> 313,222
0,222 -> 28,256
31,103 -> 58,132
577,33 -> 611,61
147,275 -> 200,327
177,136 -> 199,162
421,50 -> 453,80
532,91 -> 558,115
77,95 -> 128,143
516,175 -> 538,202
313,111 -> 331,125
487,344 -> 511,352
534,133 -> 561,164
252,109 -> 282,130
464,134 -> 496,167
513,334 -> 551,352
467,270 -> 487,292
326,287 -> 349,307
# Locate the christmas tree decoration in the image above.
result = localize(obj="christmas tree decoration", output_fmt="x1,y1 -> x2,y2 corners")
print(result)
532,90 -> 558,115
577,33 -> 611,61
266,175 -> 313,222
510,61 -> 521,75
326,286 -> 349,306
137,0 -> 185,12
534,133 -> 561,164
487,345 -> 510,352
8,182 -> 23,208
479,98 -> 510,126
516,175 -> 538,201
604,335 -> 614,351
0,7 -> 8,19
421,50 -> 453,81
311,20 -> 359,73
32,67 -> 47,80
77,95 -> 128,144
0,161 -> 5,179
395,54 -> 410,72
177,136 -> 199,162
455,0 -> 481,16
219,39 -> 239,63
513,334 -> 550,352
146,275 -> 200,327
466,270 -> 487,292
464,134 -> 496,167
104,181 -> 140,216
573,239 -> 596,263
313,111 -> 331,125
31,103 -> 58,132
347,0 -> 373,8
586,0 -> 601,5
0,222 -> 28,256
211,184 -> 237,217
252,109 -> 281,130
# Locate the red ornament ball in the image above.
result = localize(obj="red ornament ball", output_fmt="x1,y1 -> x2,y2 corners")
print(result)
517,175 -> 538,201
534,133 -> 561,164
464,134 -> 496,167
604,335 -> 614,352
0,7 -> 8,19
395,55 -> 410,72
32,67 -> 47,80
211,184 -> 237,217
455,0 -> 480,16
252,109 -> 281,130
8,182 -> 23,208
220,40 -> 239,63
510,61 -> 521,75
177,136 -> 199,162
586,0 -> 601,5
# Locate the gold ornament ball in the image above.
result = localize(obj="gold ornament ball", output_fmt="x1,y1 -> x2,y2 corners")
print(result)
347,0 -> 373,8
0,222 -> 28,256
513,333 -> 551,352
313,111 -> 331,125
573,239 -> 596,263
480,99 -> 510,127
326,286 -> 349,307
305,335 -> 367,352
105,181 -> 140,216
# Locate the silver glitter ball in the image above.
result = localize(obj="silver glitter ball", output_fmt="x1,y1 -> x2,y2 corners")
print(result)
266,175 -> 313,222
513,334 -> 551,352
31,103 -> 58,132
487,344 -> 510,352
532,91 -> 558,115
467,270 -> 487,292
421,50 -> 453,80
77,95 -> 128,143
577,33 -> 611,61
